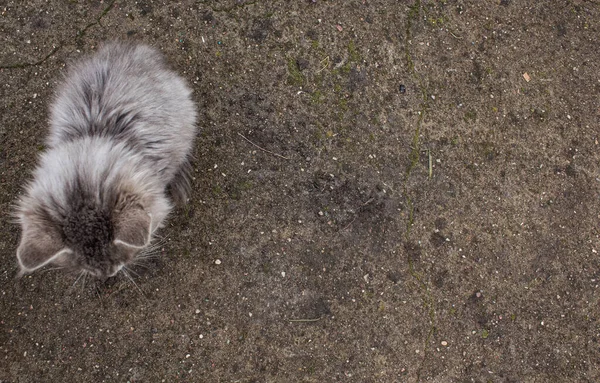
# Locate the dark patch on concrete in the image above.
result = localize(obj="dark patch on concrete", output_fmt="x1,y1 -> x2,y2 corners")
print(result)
434,217 -> 447,230
248,18 -> 273,43
136,1 -> 153,16
348,66 -> 368,92
386,271 -> 401,284
430,231 -> 446,248
404,241 -> 421,263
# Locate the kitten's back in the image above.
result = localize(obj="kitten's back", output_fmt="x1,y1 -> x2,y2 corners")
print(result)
49,42 -> 197,183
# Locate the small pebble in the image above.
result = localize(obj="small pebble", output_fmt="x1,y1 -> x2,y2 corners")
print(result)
441,341 -> 448,346
215,259 -> 222,265
195,309 -> 201,314
281,271 -> 286,277
399,84 -> 406,93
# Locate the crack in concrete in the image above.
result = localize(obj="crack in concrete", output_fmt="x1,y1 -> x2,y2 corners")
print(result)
0,0 -> 117,70
401,1 -> 436,382
0,46 -> 61,70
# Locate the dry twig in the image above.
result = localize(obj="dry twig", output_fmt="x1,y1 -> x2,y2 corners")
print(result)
237,132 -> 289,160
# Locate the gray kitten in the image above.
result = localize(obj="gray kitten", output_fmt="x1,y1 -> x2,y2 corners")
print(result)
15,41 -> 197,278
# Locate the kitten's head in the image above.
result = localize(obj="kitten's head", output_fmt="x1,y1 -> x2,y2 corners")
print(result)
15,138 -> 171,278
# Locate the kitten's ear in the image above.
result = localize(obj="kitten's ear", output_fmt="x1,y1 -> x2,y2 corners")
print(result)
17,229 -> 71,275
114,207 -> 152,249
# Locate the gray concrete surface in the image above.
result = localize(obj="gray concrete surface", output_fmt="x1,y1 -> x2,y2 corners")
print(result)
1,0 -> 600,381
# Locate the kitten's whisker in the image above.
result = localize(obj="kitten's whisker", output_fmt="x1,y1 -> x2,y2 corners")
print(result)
81,272 -> 88,294
122,269 -> 146,299
139,247 -> 163,256
143,242 -> 166,253
95,286 -> 102,301
137,252 -> 163,259
131,256 -> 161,268
71,271 -> 85,289
129,261 -> 151,270
150,238 -> 168,246
137,250 -> 164,258
148,236 -> 169,248
145,241 -> 166,249
123,265 -> 141,278
140,247 -> 163,254
151,233 -> 169,242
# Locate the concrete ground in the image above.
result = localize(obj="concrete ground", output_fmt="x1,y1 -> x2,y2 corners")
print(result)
1,0 -> 599,382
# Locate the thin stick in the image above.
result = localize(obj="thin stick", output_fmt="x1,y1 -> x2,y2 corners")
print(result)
342,198 -> 374,231
361,198 -> 374,207
316,56 -> 330,73
428,149 -> 432,178
289,317 -> 322,322
237,133 -> 289,160
342,216 -> 357,231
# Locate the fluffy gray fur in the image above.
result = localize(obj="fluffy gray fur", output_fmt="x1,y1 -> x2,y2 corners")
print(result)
15,41 -> 197,278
